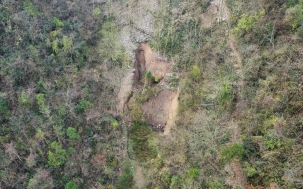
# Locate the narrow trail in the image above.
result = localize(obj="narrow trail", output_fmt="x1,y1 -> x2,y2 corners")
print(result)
219,0 -> 248,188
228,37 -> 244,144
116,70 -> 134,115
134,161 -> 144,189
163,88 -> 180,135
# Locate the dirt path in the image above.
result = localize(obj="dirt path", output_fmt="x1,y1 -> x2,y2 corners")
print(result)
163,88 -> 179,135
228,39 -> 243,76
134,161 -> 144,189
218,0 -> 248,188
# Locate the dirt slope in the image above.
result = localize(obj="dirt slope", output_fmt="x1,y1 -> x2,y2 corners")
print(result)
163,88 -> 179,135
134,42 -> 169,86
141,90 -> 178,132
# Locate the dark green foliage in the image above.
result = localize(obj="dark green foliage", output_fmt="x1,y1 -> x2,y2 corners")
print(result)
285,0 -> 299,7
219,84 -> 232,107
0,97 -> 9,115
48,141 -> 67,167
53,17 -> 64,29
66,127 -> 80,140
116,162 -> 135,189
264,134 -> 281,150
170,175 -> 181,189
221,143 -> 244,164
65,181 -> 78,189
187,168 -> 199,179
130,122 -> 156,161
75,99 -> 94,113
197,0 -> 212,11
23,0 -> 41,16
145,71 -> 152,80
0,1 -> 123,188
243,138 -> 259,160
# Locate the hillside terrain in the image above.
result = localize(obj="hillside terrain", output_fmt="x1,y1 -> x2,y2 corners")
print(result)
1,0 -> 303,188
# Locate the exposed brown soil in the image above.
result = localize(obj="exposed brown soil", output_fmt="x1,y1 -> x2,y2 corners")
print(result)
134,161 -> 144,189
134,47 -> 146,87
134,42 -> 169,87
225,160 -> 249,188
118,42 -> 178,135
116,70 -> 134,115
141,90 -> 178,133
163,88 -> 179,135
132,43 -> 178,134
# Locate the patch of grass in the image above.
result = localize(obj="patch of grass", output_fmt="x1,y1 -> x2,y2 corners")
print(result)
190,65 -> 202,81
221,143 -> 244,164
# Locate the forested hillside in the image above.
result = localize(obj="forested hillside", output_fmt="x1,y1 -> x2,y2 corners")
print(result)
0,0 -> 303,188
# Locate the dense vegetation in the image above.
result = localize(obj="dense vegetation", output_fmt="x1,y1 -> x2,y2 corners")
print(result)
1,0 -> 303,188
0,0 -> 127,188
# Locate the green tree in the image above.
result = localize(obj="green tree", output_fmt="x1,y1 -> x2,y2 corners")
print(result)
52,39 -> 60,54
0,97 -> 9,116
29,45 -> 40,62
24,0 -> 41,16
187,168 -> 199,179
53,17 -> 64,29
62,35 -> 74,53
66,127 -> 80,140
48,141 -> 67,167
232,9 -> 265,36
75,99 -> 94,113
36,93 -> 50,117
18,91 -> 30,107
65,181 -> 78,189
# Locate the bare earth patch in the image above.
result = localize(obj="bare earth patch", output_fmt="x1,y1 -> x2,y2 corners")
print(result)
134,161 -> 144,189
141,90 -> 178,133
134,42 -> 169,86
225,160 -> 248,188
163,88 -> 179,135
116,69 -> 134,115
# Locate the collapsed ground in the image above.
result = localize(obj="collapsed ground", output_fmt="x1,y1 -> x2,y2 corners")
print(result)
117,42 -> 179,134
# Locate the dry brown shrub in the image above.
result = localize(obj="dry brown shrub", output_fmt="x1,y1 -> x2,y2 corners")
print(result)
90,154 -> 106,166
